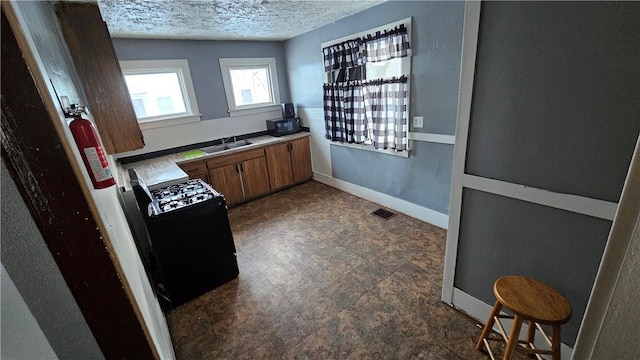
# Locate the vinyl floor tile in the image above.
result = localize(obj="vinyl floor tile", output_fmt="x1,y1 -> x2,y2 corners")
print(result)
166,181 -> 518,359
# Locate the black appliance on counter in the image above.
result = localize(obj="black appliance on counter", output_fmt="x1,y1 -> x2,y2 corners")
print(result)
129,169 -> 239,307
281,102 -> 295,118
266,117 -> 301,137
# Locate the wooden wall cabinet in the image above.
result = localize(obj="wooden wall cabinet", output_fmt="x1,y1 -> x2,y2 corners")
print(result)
266,137 -> 313,190
56,2 -> 144,154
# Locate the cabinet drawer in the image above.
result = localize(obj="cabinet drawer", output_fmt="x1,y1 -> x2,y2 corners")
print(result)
178,161 -> 207,175
206,148 -> 265,169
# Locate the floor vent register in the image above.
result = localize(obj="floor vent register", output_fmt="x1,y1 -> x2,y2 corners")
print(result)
371,208 -> 396,220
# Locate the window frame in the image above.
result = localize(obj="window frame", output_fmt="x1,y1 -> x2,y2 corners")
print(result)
119,59 -> 201,129
219,57 -> 281,116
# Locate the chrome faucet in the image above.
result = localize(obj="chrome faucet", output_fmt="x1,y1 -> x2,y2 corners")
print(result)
221,135 -> 237,145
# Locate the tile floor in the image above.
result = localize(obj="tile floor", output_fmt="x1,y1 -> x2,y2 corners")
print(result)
166,181 -> 511,359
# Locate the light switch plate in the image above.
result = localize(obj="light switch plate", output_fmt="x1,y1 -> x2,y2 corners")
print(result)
413,116 -> 424,128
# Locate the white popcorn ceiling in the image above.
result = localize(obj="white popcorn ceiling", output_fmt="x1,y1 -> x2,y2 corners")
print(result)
97,0 -> 386,41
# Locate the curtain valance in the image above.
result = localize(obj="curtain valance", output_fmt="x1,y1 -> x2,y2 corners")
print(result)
361,24 -> 412,63
322,39 -> 363,72
322,24 -> 411,72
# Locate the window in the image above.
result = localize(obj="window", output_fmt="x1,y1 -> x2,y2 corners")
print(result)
131,98 -> 146,118
219,58 -> 281,115
321,18 -> 412,156
119,59 -> 201,128
365,57 -> 408,80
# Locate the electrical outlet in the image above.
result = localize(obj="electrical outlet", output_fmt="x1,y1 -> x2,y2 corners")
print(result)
413,116 -> 424,128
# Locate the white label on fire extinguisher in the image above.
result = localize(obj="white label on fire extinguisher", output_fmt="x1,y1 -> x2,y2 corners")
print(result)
83,147 -> 113,182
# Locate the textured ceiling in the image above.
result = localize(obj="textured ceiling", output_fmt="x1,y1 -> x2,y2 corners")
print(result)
97,0 -> 386,41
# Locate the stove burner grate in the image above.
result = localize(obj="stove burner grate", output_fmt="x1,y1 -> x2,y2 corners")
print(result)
150,179 -> 219,214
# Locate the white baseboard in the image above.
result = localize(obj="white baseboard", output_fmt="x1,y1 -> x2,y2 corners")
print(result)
451,288 -> 573,359
313,171 -> 449,229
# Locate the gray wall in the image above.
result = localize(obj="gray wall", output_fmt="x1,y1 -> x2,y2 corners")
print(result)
455,189 -> 612,346
112,38 -> 291,121
465,2 -> 640,203
331,141 -> 454,214
285,1 -> 465,214
1,161 -> 104,360
455,2 -> 640,347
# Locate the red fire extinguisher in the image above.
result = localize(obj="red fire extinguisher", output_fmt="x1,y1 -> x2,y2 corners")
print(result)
67,105 -> 116,189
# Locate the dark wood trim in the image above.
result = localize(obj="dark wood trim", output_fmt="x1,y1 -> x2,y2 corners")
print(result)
1,11 -> 154,360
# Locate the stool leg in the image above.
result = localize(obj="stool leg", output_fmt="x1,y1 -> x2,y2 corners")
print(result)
476,300 -> 503,351
503,314 -> 523,360
552,325 -> 561,360
526,320 -> 536,349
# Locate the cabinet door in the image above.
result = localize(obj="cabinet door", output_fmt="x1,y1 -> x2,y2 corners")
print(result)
209,164 -> 243,205
291,137 -> 313,182
265,142 -> 294,190
240,157 -> 271,199
56,2 -> 144,154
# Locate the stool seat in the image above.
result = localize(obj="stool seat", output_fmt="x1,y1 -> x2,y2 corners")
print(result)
476,275 -> 572,360
494,276 -> 571,325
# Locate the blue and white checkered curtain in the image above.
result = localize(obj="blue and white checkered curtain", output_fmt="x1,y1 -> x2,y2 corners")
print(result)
323,81 -> 366,143
322,40 -> 363,72
322,23 -> 411,150
322,24 -> 412,71
362,76 -> 408,151
324,77 -> 408,150
361,24 -> 412,63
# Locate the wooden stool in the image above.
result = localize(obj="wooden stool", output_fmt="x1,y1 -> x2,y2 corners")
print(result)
476,276 -> 571,360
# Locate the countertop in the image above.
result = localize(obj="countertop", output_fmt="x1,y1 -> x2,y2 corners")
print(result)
117,132 -> 310,191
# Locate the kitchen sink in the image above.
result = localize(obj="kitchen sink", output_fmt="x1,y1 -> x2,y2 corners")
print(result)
201,140 -> 252,154
201,144 -> 227,154
225,139 -> 252,149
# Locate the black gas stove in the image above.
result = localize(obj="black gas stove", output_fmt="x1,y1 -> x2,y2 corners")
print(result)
129,169 -> 239,308
150,179 -> 219,215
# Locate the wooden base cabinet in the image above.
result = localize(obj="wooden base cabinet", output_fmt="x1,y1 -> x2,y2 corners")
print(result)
265,142 -> 294,189
240,157 -> 271,198
206,148 -> 271,206
266,137 -> 313,190
208,164 -> 244,205
291,137 -> 313,182
177,135 -> 311,206
178,160 -> 209,184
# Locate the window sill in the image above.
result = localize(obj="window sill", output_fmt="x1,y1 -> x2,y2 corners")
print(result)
138,114 -> 201,130
330,141 -> 410,158
228,104 -> 281,118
